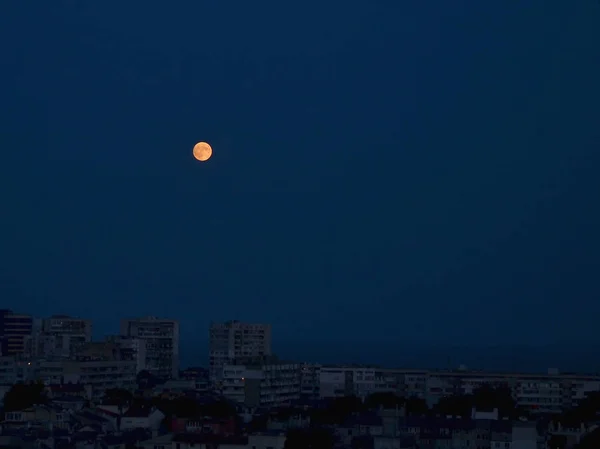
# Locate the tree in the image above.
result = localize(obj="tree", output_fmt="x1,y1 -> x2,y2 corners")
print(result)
248,413 -> 268,432
572,391 -> 600,422
431,384 -> 517,419
548,434 -> 568,449
330,395 -> 364,415
3,381 -> 48,412
364,392 -> 404,410
200,399 -> 237,418
404,396 -> 428,416
157,396 -> 200,417
575,427 -> 600,449
284,428 -> 334,449
434,394 -> 473,418
136,370 -> 161,389
472,384 -> 516,417
102,388 -> 133,406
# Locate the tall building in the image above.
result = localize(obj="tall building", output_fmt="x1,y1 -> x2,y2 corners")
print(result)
0,309 -> 9,356
120,316 -> 179,379
209,320 -> 272,384
0,310 -> 33,356
25,315 -> 92,359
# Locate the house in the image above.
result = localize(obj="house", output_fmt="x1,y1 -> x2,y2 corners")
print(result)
120,406 -> 164,431
170,416 -> 236,436
265,409 -> 310,431
335,414 -> 384,446
93,406 -> 121,430
74,410 -> 116,433
248,431 -> 286,449
139,433 -> 174,449
2,406 -> 71,430
183,417 -> 236,435
373,435 -> 416,449
351,435 -> 417,449
0,435 -> 31,449
102,428 -> 151,449
52,396 -> 87,411
72,426 -> 101,449
3,408 -> 38,426
349,414 -> 385,436
46,383 -> 92,401
546,421 -> 598,449
490,420 -> 512,449
171,433 -> 248,449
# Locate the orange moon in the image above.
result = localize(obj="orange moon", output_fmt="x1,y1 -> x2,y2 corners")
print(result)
193,142 -> 212,161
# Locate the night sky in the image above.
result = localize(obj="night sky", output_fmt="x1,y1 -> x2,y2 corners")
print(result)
2,1 -> 599,369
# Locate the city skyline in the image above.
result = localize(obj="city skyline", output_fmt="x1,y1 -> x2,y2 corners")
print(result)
2,1 -> 600,447
3,309 -> 599,375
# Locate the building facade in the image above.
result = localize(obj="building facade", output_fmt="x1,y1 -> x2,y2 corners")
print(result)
0,310 -> 33,356
34,342 -> 137,400
121,316 -> 179,379
106,335 -> 147,374
209,320 -> 272,384
221,356 -> 300,408
24,315 -> 92,359
300,363 -> 321,401
318,365 -> 600,414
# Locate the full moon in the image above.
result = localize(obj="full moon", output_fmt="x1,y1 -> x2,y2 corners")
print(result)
193,142 -> 212,162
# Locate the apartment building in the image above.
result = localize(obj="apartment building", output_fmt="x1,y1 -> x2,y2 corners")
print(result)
121,316 -> 179,379
221,356 -> 300,408
35,342 -> 137,400
0,310 -> 33,356
319,366 -> 415,399
25,315 -> 92,359
300,363 -> 321,400
396,417 -> 538,449
318,366 -> 600,414
209,320 -> 272,384
106,335 -> 147,374
0,356 -> 17,385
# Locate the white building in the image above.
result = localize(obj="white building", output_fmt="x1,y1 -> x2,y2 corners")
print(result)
25,315 -> 92,359
121,316 -> 179,379
300,363 -> 321,400
511,422 -> 538,449
209,321 -> 272,384
318,365 -> 600,413
319,366 -> 407,399
35,342 -> 137,400
221,357 -> 300,408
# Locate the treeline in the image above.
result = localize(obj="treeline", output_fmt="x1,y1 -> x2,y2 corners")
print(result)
301,385 -> 520,426
101,387 -> 238,431
6,381 -> 600,433
2,381 -> 48,412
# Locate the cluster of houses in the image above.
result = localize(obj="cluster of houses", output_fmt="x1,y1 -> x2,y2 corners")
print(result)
1,378 -> 599,449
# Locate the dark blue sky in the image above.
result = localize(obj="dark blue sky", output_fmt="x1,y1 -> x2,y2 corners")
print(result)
1,1 -> 599,368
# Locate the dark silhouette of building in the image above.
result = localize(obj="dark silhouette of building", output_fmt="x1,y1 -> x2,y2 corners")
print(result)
0,309 -> 33,356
